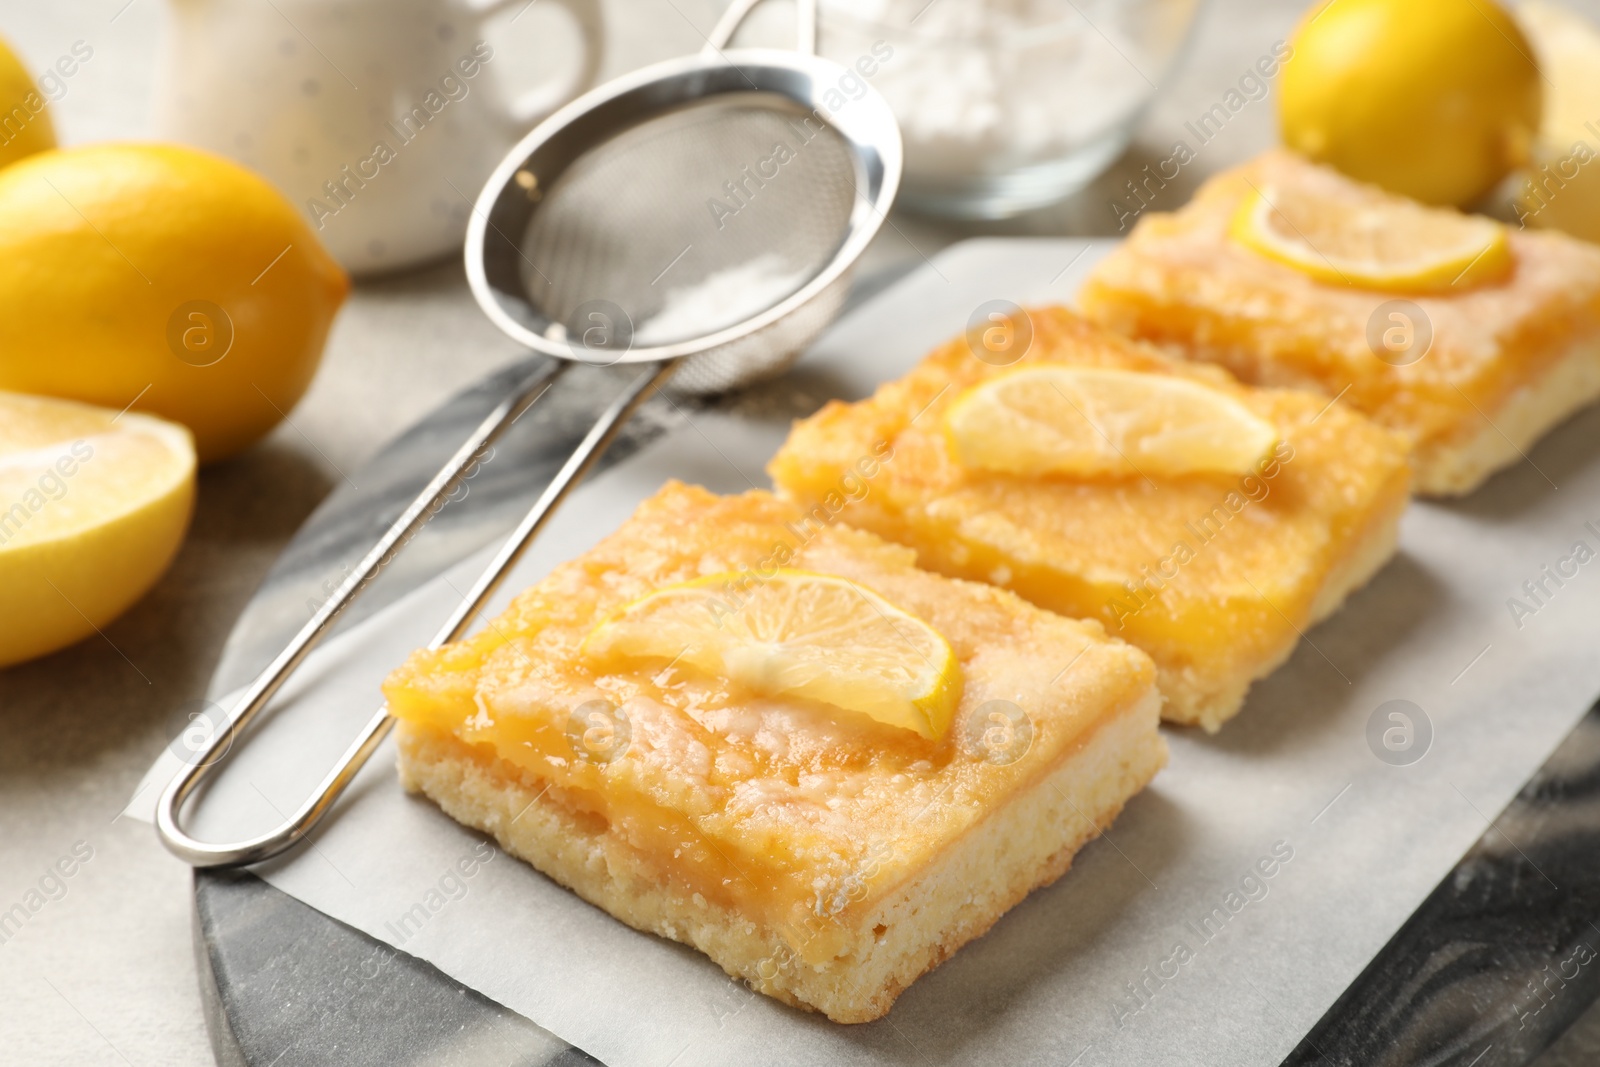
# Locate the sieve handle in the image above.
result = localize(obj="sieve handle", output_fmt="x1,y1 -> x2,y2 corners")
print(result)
707,0 -> 816,55
155,357 -> 679,867
154,358 -> 564,866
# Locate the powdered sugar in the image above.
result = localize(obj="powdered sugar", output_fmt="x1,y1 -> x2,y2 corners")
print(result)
635,254 -> 814,346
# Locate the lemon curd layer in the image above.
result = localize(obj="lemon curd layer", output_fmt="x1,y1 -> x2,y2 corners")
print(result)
384,482 -> 1161,970
768,309 -> 1412,731
1080,150 -> 1600,496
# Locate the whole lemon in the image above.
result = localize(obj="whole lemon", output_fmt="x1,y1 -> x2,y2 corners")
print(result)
1279,0 -> 1541,207
0,34 -> 55,169
1515,1 -> 1600,242
0,143 -> 349,463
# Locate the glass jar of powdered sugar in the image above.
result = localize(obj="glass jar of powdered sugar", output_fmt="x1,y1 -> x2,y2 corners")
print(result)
819,0 -> 1203,218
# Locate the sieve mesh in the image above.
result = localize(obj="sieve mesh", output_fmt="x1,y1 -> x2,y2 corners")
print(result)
515,92 -> 860,394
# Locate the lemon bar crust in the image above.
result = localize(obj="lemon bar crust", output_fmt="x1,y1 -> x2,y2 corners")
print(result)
397,689 -> 1163,1024
1079,149 -> 1600,496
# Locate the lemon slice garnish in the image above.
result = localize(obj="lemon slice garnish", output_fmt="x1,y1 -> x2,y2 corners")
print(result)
0,391 -> 195,667
1229,182 -> 1510,292
943,365 -> 1278,479
582,569 -> 960,740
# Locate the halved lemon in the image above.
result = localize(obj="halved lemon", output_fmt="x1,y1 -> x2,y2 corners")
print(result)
1229,183 -> 1510,292
944,366 -> 1278,479
582,569 -> 960,740
0,391 -> 196,667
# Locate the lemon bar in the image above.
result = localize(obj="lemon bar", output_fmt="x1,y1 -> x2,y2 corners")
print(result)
1080,149 -> 1600,496
768,309 -> 1411,731
384,481 -> 1165,1023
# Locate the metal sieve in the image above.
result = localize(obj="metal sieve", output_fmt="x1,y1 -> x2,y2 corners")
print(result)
157,0 -> 901,867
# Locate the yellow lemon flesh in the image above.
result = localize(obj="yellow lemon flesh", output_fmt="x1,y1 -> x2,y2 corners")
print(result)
1230,182 -> 1510,292
0,34 -> 55,170
0,143 -> 349,463
944,366 -> 1278,479
0,392 -> 195,668
1279,0 -> 1541,207
1515,2 -> 1600,242
583,569 -> 960,740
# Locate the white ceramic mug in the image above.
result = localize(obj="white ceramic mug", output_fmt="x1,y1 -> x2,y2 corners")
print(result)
155,0 -> 605,275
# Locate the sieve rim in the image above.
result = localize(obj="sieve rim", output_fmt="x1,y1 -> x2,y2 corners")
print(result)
464,46 -> 902,367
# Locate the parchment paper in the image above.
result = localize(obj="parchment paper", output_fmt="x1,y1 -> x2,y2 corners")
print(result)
129,239 -> 1600,1066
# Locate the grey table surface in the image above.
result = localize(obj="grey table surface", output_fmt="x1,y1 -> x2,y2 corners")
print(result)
5,0 -> 1600,1063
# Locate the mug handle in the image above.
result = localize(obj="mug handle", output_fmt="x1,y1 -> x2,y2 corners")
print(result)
471,0 -> 606,130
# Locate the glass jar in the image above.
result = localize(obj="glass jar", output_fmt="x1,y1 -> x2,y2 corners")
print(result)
820,0 -> 1205,218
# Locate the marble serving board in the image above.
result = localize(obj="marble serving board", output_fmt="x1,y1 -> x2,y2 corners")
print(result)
144,239 -> 1600,1066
